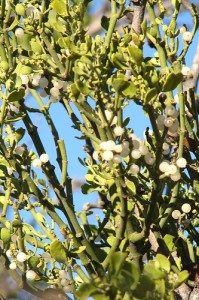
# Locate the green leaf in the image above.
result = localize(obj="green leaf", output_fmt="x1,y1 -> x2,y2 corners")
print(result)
30,40 -> 43,54
76,283 -> 97,300
126,180 -> 136,195
122,261 -> 140,290
123,117 -> 130,127
112,78 -> 129,93
15,3 -> 26,16
85,174 -> 94,182
0,228 -> 11,244
51,0 -> 68,17
8,89 -> 25,102
50,239 -> 67,263
8,17 -> 19,31
171,0 -> 180,9
76,80 -> 90,95
36,213 -> 45,223
144,262 -> 165,280
162,72 -> 183,92
15,127 -> 25,142
110,53 -> 128,69
4,113 -> 25,123
58,37 -> 71,49
144,88 -> 157,105
109,252 -> 128,276
28,256 -> 41,269
23,224 -> 46,239
70,83 -> 80,98
173,270 -> 189,288
122,82 -> 137,98
101,16 -> 109,31
128,46 -> 143,66
17,34 -> 31,51
163,234 -> 177,252
81,183 -> 102,194
72,246 -> 86,254
156,254 -> 170,273
107,236 -> 117,246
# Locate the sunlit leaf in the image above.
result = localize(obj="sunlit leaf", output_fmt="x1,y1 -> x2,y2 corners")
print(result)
50,239 -> 67,263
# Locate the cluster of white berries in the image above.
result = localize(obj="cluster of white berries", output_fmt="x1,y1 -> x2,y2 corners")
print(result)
7,251 -> 36,280
159,157 -> 187,181
7,249 -> 53,280
58,270 -> 72,292
32,153 -> 49,168
19,71 -> 68,102
104,109 -> 118,126
156,105 -> 179,135
49,80 -> 67,102
93,133 -> 155,175
172,203 -> 192,220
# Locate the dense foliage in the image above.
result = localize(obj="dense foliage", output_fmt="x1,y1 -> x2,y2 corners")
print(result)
0,0 -> 199,299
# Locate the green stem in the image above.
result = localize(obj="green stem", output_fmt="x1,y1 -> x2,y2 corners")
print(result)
57,139 -> 67,187
174,61 -> 185,158
73,264 -> 90,283
1,178 -> 11,216
104,0 -> 118,48
159,183 -> 179,228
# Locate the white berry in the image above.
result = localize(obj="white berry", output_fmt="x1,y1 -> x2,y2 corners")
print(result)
42,252 -> 51,262
165,106 -> 176,117
92,151 -> 99,160
17,252 -> 27,262
139,145 -> 148,155
15,146 -> 25,155
32,158 -> 42,168
182,31 -> 192,42
59,270 -> 67,279
39,77 -> 49,88
15,28 -> 24,37
159,161 -> 170,173
120,148 -> 130,157
40,153 -> 49,163
130,164 -> 139,175
50,87 -> 60,97
122,141 -> 130,149
114,144 -> 123,153
170,171 -> 181,181
164,117 -> 174,127
6,250 -> 12,257
181,203 -> 191,213
131,149 -> 141,160
176,157 -> 187,168
144,153 -> 155,165
113,154 -> 122,164
105,140 -> 116,151
26,270 -> 37,281
53,80 -> 64,89
9,262 -> 17,270
20,74 -> 29,85
172,210 -> 181,219
181,66 -> 191,76
167,164 -> 178,175
102,150 -> 113,161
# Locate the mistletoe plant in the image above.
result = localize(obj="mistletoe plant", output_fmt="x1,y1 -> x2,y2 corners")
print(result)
0,0 -> 199,299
